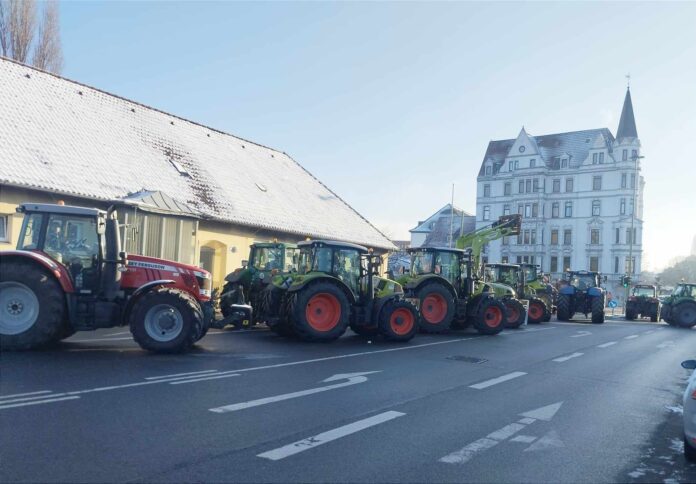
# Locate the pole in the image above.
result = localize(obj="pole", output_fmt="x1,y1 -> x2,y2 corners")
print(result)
448,184 -> 455,248
626,154 -> 642,304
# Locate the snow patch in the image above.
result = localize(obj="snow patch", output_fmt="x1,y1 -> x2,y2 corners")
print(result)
665,405 -> 683,415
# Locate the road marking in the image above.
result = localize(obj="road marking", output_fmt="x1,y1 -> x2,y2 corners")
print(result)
524,430 -> 564,451
0,392 -> 67,404
570,331 -> 592,338
657,341 -> 675,349
210,372 -> 380,413
552,352 -> 584,362
0,390 -> 52,400
258,411 -> 405,460
644,330 -> 655,334
0,396 -> 80,410
469,372 -> 527,390
624,334 -> 639,339
440,402 -> 563,465
597,341 -> 617,348
145,370 -> 218,380
69,336 -> 135,343
170,373 -> 240,384
510,435 -> 537,444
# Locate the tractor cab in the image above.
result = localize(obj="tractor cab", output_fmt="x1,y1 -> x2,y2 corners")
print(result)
631,285 -> 657,298
484,263 -> 521,291
565,270 -> 601,293
296,240 -> 369,297
405,247 -> 470,295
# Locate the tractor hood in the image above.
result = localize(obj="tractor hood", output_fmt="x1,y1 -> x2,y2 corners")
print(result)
126,254 -> 211,279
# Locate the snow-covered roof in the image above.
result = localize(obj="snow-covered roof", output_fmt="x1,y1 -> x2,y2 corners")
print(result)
0,57 -> 394,250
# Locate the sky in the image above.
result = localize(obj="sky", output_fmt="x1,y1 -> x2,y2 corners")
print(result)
57,1 -> 696,271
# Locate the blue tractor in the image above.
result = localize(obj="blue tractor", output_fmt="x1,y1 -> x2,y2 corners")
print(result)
556,270 -> 606,324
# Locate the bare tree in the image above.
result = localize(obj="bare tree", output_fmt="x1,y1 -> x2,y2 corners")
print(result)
33,1 -> 62,72
0,0 -> 62,74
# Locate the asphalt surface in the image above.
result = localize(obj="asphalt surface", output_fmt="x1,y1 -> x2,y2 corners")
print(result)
1,316 -> 695,483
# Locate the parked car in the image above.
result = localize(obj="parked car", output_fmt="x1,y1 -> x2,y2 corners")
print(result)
682,359 -> 696,462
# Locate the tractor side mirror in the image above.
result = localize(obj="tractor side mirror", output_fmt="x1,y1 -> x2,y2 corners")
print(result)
118,251 -> 128,272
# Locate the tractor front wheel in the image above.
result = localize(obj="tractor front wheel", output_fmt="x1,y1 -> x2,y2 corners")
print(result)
0,261 -> 66,350
130,287 -> 203,353
417,283 -> 455,334
503,298 -> 526,329
289,282 -> 349,341
556,294 -> 572,321
674,302 -> 696,328
591,295 -> 605,324
378,300 -> 418,342
527,298 -> 548,324
473,297 -> 506,335
650,306 -> 660,323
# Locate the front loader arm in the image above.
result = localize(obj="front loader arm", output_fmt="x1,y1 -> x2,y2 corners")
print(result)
456,215 -> 522,275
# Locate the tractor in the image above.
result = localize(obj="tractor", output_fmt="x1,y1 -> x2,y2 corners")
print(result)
625,284 -> 660,322
483,262 -> 552,325
556,270 -> 606,324
519,263 -> 556,323
397,247 -> 507,335
260,240 -> 418,342
218,242 -> 298,329
660,282 -> 696,328
0,202 -> 214,353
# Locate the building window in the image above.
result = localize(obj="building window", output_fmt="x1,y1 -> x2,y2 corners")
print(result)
518,204 -> 523,216
591,228 -> 600,245
590,256 -> 599,272
614,256 -> 619,273
626,228 -> 632,244
564,201 -> 573,218
502,236 -> 509,246
515,160 -> 519,170
531,229 -> 537,245
483,206 -> 490,221
631,149 -> 637,159
0,215 -> 8,242
504,182 -> 511,196
620,198 -> 626,215
503,204 -> 511,216
615,228 -> 620,244
633,227 -> 637,243
561,158 -> 568,168
525,179 -> 532,193
563,256 -> 571,271
516,256 -> 522,264
525,205 -> 531,217
552,202 -> 559,218
599,152 -> 604,163
530,159 -> 536,168
533,178 -> 539,192
593,176 -> 602,191
563,229 -> 572,246
519,180 -> 524,193
621,173 -> 627,188
550,256 -> 558,273
626,256 -> 635,274
553,179 -> 560,193
551,229 -> 559,245
523,230 -> 530,245
592,153 -> 598,164
502,256 -> 509,263
532,203 -> 538,218
622,149 -> 628,161
509,160 -> 514,172
484,184 -> 491,197
631,173 -> 636,189
566,178 -> 573,192
517,232 -> 522,245
485,166 -> 492,176
630,198 -> 635,215
592,200 -> 601,216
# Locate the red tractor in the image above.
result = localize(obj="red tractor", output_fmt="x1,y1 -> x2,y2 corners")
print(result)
0,203 -> 216,353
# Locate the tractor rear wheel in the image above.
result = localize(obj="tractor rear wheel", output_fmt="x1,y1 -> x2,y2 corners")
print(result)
527,298 -> 548,324
0,261 -> 66,350
591,295 -> 605,324
130,287 -> 203,353
473,297 -> 506,335
417,283 -> 455,333
503,298 -> 526,329
625,308 -> 635,320
289,282 -> 349,341
378,300 -> 418,342
674,302 -> 696,328
650,306 -> 660,323
556,294 -> 572,321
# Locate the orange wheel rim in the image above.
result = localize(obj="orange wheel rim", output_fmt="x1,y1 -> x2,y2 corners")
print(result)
422,293 -> 448,324
529,302 -> 543,319
506,304 -> 519,323
305,293 -> 341,332
484,306 -> 503,328
390,308 -> 414,336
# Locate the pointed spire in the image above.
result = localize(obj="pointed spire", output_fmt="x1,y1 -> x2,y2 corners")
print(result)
616,87 -> 638,141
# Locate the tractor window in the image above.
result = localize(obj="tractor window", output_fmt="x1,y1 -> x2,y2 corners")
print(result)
570,274 -> 596,290
523,267 -> 537,283
284,248 -> 299,272
311,247 -> 333,273
252,247 -> 283,271
410,251 -> 434,276
18,213 -> 45,250
44,214 -> 99,269
297,248 -> 313,274
333,249 -> 360,294
632,287 -> 655,297
434,252 -> 460,284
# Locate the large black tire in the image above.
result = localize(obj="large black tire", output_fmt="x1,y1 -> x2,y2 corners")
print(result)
527,298 -> 548,325
625,308 -> 635,320
288,282 -> 350,341
650,306 -> 659,323
674,301 -> 696,328
130,287 -> 203,353
56,324 -> 77,341
591,295 -> 605,324
685,435 -> 696,462
473,297 -> 506,335
378,299 -> 418,342
0,261 -> 66,350
556,294 -> 572,321
503,298 -> 526,329
416,283 -> 455,334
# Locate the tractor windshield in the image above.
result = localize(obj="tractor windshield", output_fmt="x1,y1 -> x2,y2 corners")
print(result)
297,247 -> 313,275
333,249 -> 361,294
570,274 -> 596,291
632,286 -> 655,297
251,247 -> 284,271
410,251 -> 434,276
433,251 -> 461,284
284,248 -> 299,272
485,265 -> 517,286
522,266 -> 537,283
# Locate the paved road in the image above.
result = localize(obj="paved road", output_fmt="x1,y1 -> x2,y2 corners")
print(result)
1,317 -> 695,483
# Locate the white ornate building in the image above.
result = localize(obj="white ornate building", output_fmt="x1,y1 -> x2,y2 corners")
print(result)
475,88 -> 644,296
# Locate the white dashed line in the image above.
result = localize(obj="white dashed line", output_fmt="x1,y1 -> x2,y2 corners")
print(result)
0,396 -> 81,410
552,352 -> 584,362
624,334 -> 639,340
597,341 -> 617,348
169,373 -> 240,384
145,370 -> 218,380
0,390 -> 52,400
469,372 -> 527,390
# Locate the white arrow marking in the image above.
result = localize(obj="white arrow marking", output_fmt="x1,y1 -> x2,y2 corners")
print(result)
440,402 -> 563,464
209,371 -> 381,413
524,430 -> 565,451
257,411 -> 405,460
571,331 -> 592,338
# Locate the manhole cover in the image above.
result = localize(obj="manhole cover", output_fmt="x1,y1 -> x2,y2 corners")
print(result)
446,355 -> 488,364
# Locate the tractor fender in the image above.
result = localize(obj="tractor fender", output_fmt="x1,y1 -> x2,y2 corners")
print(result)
406,274 -> 458,300
0,251 -> 74,293
587,287 -> 604,297
559,285 -> 576,296
122,279 -> 176,322
287,275 -> 357,304
224,268 -> 251,285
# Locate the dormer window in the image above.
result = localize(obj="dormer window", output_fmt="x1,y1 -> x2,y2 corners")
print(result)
485,165 -> 492,176
530,159 -> 536,168
561,158 -> 568,168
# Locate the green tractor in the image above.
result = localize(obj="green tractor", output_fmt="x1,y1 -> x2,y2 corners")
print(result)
660,282 -> 696,328
398,247 -> 507,335
219,242 -> 298,329
483,263 -> 552,325
260,240 -> 419,342
625,284 -> 660,322
519,263 -> 556,323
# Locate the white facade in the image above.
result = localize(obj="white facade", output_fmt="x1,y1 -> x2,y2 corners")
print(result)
475,89 -> 644,297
